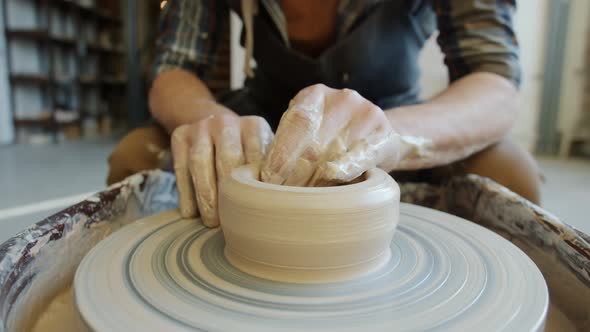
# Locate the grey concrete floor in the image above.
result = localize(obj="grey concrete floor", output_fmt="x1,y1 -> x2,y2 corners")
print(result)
0,139 -> 117,242
0,141 -> 588,243
0,139 -> 115,209
537,156 -> 590,233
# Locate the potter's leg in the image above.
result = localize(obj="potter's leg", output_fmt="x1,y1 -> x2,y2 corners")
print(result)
459,138 -> 542,204
107,124 -> 170,185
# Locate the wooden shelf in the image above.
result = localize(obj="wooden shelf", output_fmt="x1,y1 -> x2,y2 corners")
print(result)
6,28 -> 48,40
10,74 -> 51,85
51,1 -> 122,25
81,109 -> 107,118
79,77 -> 127,87
14,115 -> 52,127
11,74 -> 80,87
97,10 -> 123,25
6,0 -> 129,141
14,114 -> 81,126
102,77 -> 127,85
88,43 -> 124,55
51,36 -> 76,48
6,29 -> 77,50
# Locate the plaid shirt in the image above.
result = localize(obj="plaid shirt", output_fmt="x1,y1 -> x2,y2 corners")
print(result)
154,0 -> 520,86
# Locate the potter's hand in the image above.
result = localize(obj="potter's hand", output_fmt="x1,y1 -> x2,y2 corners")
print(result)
261,84 -> 417,186
172,112 -> 273,226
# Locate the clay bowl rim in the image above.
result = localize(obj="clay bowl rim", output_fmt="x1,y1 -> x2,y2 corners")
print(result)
227,165 -> 395,195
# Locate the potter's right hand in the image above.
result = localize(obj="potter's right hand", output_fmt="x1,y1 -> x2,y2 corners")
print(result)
171,112 -> 274,227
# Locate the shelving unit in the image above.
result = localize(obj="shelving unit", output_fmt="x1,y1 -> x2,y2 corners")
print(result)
2,0 -> 127,143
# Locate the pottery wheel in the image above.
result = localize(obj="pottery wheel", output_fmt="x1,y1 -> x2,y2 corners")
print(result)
74,204 -> 548,332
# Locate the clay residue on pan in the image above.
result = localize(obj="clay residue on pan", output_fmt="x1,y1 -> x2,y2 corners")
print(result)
31,286 -> 85,332
0,171 -> 179,332
402,175 -> 590,331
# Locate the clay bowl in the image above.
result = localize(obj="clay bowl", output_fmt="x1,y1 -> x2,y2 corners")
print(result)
219,166 -> 400,283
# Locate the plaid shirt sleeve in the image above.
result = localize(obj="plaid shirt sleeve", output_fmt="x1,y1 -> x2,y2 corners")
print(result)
152,0 -> 229,79
433,0 -> 521,86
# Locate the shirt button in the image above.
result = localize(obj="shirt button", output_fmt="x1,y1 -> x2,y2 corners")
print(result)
200,32 -> 209,39
342,72 -> 350,84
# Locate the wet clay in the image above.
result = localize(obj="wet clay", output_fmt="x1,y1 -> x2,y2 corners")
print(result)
546,303 -> 578,332
219,166 -> 400,283
31,286 -> 85,332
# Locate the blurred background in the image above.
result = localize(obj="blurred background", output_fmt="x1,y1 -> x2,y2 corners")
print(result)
0,0 -> 588,239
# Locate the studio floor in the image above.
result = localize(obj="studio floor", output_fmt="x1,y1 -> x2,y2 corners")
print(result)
0,140 -> 588,243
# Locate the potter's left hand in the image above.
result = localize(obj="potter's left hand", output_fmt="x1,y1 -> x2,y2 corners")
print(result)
261,84 -> 414,186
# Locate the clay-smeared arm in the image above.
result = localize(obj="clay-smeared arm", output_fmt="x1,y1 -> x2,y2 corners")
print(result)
150,1 -> 275,227
261,73 -> 517,186
149,68 -> 236,134
150,69 -> 273,227
385,72 -> 518,170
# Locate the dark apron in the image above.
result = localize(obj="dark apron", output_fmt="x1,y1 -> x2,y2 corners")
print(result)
221,0 -> 436,130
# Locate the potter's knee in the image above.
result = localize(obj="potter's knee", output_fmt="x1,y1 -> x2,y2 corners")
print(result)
107,125 -> 170,185
463,139 -> 542,205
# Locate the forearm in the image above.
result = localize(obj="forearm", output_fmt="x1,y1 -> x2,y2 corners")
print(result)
386,72 -> 518,170
148,68 -> 236,133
